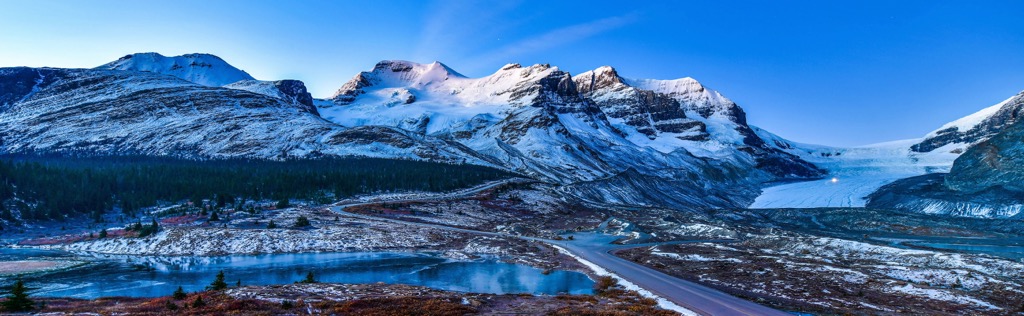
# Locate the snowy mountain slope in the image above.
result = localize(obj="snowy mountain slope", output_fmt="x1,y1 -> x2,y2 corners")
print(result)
572,66 -> 821,179
320,60 -> 822,209
96,52 -> 255,87
912,91 -> 1024,153
224,79 -> 318,115
0,66 -> 492,164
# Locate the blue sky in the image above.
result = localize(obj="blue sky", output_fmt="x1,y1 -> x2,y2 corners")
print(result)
1,1 -> 1022,146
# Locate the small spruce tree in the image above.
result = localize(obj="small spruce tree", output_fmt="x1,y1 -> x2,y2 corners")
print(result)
267,220 -> 277,229
2,279 -> 34,312
209,211 -> 220,222
207,270 -> 228,291
299,272 -> 317,284
191,296 -> 205,308
172,286 -> 187,300
99,228 -> 107,238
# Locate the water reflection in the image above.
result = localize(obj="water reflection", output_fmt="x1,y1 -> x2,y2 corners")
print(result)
3,250 -> 594,298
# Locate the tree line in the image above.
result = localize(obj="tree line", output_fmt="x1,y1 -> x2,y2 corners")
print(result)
0,156 -> 511,222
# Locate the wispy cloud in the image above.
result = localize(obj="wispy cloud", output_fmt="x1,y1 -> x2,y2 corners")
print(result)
412,0 -> 524,63
463,13 -> 638,72
412,0 -> 638,75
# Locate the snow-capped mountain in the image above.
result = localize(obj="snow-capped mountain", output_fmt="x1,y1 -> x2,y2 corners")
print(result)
96,52 -> 255,87
319,60 -> 823,209
572,66 -> 820,178
0,66 -> 490,164
912,91 -> 1024,154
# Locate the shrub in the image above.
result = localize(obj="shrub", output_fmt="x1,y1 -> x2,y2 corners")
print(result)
293,216 -> 311,228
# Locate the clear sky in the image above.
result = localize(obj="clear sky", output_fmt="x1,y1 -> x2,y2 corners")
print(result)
2,1 -> 1022,146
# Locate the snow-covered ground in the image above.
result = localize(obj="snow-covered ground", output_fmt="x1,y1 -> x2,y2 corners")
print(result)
750,138 -> 959,208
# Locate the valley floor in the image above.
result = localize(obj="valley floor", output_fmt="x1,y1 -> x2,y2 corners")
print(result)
5,180 -> 1024,315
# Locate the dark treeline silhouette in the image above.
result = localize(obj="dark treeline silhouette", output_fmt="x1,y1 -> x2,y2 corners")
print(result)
0,155 -> 511,221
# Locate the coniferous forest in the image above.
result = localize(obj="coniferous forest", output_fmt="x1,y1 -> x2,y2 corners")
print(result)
0,156 -> 512,222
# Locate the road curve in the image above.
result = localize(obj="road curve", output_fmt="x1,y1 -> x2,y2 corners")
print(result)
329,180 -> 788,315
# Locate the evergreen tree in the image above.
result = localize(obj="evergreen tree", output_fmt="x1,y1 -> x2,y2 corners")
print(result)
98,228 -> 107,238
172,286 -> 187,300
165,301 -> 179,311
209,211 -> 220,221
191,296 -> 205,308
266,220 -> 277,229
293,216 -> 311,228
298,272 -> 317,284
2,279 -> 34,312
207,270 -> 228,291
276,198 -> 290,209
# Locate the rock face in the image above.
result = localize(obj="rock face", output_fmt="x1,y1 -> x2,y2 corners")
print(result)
320,60 -> 824,209
945,118 -> 1024,194
0,67 -> 490,164
912,92 -> 1024,153
96,52 -> 256,87
224,79 -> 318,115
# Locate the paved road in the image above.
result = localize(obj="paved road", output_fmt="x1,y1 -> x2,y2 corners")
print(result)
330,180 -> 788,316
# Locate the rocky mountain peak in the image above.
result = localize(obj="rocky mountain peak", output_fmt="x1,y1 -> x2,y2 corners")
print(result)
331,60 -> 465,104
573,66 -> 625,94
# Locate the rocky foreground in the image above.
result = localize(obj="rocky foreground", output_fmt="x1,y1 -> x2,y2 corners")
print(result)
8,282 -> 676,315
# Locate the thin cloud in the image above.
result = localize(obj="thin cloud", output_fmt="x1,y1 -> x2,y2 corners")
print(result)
413,0 -> 524,63
465,13 -> 638,72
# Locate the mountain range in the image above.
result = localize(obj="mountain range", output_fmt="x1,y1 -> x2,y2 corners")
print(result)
1,52 -> 1020,215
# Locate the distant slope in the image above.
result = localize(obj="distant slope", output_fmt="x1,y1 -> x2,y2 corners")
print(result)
868,117 -> 1024,218
912,91 -> 1024,153
0,66 -> 491,165
96,52 -> 255,86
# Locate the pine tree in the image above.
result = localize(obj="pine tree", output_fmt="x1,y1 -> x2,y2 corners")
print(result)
2,279 -> 34,312
299,272 -> 317,284
172,286 -> 187,300
165,301 -> 178,311
209,211 -> 220,222
207,270 -> 228,291
191,296 -> 205,308
99,228 -> 107,238
267,220 -> 277,229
